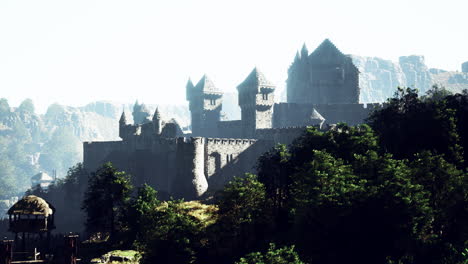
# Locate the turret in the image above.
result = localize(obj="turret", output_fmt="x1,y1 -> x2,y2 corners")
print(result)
119,111 -> 128,139
186,78 -> 195,101
294,51 -> 301,63
237,67 -> 275,137
152,107 -> 162,135
186,75 -> 223,137
300,43 -> 309,58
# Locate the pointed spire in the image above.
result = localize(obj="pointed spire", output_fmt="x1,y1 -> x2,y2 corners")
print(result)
186,78 -> 195,101
186,78 -> 194,89
237,67 -> 275,91
195,74 -> 219,93
133,100 -> 139,111
152,107 -> 161,121
301,43 -> 308,58
294,51 -> 301,62
119,111 -> 127,124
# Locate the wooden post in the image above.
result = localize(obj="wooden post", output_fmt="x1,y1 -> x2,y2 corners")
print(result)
0,240 -> 13,264
64,235 -> 78,264
21,233 -> 25,252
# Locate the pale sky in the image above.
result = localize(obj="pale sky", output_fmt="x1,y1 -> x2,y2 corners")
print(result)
0,0 -> 467,113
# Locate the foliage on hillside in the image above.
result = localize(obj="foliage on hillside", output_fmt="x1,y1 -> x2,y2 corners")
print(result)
0,98 -> 82,198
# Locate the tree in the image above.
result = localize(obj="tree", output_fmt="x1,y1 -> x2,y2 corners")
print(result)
254,124 -> 438,264
235,243 -> 305,264
126,184 -> 161,246
257,144 -> 291,232
367,86 -> 463,166
137,200 -> 203,264
408,152 -> 468,263
289,150 -> 430,264
210,174 -> 272,263
82,162 -> 132,239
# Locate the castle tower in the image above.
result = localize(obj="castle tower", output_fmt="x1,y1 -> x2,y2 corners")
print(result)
186,75 -> 223,137
287,39 -> 360,105
237,67 -> 276,138
119,111 -> 128,139
152,107 -> 162,135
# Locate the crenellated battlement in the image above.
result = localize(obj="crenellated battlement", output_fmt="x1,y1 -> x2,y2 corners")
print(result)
206,138 -> 257,145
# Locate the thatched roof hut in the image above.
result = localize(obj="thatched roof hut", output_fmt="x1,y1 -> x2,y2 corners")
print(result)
7,195 -> 54,217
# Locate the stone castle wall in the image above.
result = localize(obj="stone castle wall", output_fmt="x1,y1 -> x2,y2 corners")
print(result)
204,138 -> 270,190
83,135 -> 276,199
217,120 -> 243,138
255,127 -> 306,145
84,137 -> 180,197
314,103 -> 384,125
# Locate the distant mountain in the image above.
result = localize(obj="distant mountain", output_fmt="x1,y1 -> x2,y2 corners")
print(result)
0,99 -> 192,197
352,55 -> 468,103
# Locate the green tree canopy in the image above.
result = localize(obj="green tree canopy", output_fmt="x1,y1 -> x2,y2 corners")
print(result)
82,162 -> 133,238
235,243 -> 305,264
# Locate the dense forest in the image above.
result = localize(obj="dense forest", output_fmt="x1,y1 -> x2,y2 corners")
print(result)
22,86 -> 467,264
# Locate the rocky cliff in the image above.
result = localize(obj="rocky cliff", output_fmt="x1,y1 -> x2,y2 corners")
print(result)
351,55 -> 407,103
352,55 -> 468,103
0,99 -> 191,196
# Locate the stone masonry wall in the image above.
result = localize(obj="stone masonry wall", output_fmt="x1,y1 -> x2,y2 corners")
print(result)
314,103 -> 383,125
204,138 -> 273,190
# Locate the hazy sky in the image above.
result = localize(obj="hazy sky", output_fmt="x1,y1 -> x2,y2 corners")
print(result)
0,0 -> 467,113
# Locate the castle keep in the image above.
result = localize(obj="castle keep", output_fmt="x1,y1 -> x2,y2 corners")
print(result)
83,39 -> 381,199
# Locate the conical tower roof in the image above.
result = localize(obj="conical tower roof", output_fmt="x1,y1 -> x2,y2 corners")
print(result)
294,51 -> 301,62
186,78 -> 194,89
119,111 -> 128,124
186,78 -> 195,100
310,108 -> 325,121
237,67 -> 275,92
152,107 -> 161,121
195,75 -> 221,94
309,38 -> 345,60
301,43 -> 309,58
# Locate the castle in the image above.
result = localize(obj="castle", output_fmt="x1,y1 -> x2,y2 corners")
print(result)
83,39 -> 382,199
